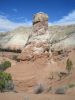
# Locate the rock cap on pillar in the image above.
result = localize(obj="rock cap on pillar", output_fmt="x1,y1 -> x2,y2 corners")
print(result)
33,12 -> 48,33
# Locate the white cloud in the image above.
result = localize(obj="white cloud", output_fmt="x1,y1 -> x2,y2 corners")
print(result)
0,10 -> 75,32
0,15 -> 32,32
49,22 -> 53,26
52,10 -> 75,25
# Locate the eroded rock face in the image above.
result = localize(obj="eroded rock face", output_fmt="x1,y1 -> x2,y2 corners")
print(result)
18,12 -> 50,61
18,42 -> 50,61
33,12 -> 48,33
17,13 -> 49,60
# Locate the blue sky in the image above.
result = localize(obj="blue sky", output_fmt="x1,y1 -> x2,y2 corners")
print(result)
0,0 -> 75,32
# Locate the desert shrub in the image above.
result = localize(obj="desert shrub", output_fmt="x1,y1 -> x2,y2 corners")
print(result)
12,55 -> 20,62
0,61 -> 11,71
16,49 -> 21,53
0,47 -> 21,53
0,72 -> 14,92
68,83 -> 75,88
55,87 -> 66,94
66,58 -> 73,74
12,55 -> 18,60
57,72 -> 67,80
34,83 -> 45,94
4,80 -> 14,91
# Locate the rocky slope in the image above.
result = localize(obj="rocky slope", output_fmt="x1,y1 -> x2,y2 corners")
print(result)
0,27 -> 32,49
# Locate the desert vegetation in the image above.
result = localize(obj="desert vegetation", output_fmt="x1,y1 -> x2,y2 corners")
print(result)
34,83 -> 45,94
0,61 -> 11,71
66,58 -> 73,74
12,55 -> 20,62
0,48 -> 21,53
0,60 -> 14,92
55,87 -> 67,94
12,55 -> 18,60
0,72 -> 14,92
68,83 -> 75,88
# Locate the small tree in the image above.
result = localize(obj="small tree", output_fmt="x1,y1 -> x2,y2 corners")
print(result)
66,58 -> 73,74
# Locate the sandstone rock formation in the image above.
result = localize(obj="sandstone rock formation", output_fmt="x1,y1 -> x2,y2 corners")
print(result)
18,12 -> 50,61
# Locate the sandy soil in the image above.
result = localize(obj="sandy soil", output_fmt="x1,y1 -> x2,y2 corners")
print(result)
5,48 -> 75,94
0,93 -> 75,100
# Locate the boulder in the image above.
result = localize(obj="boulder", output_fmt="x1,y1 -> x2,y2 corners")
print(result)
18,42 -> 50,61
33,12 -> 48,33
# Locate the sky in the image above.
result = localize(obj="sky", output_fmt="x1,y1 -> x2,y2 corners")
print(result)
0,0 -> 75,32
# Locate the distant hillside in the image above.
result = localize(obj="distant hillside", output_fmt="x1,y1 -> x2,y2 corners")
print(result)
49,25 -> 75,41
0,25 -> 75,50
0,27 -> 32,50
48,25 -> 75,50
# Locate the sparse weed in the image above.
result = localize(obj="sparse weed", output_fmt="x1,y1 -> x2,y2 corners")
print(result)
55,87 -> 66,94
66,58 -> 73,74
68,83 -> 75,88
34,83 -> 45,94
12,55 -> 18,60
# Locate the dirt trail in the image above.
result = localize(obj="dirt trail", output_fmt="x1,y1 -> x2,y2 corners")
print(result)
0,93 -> 75,100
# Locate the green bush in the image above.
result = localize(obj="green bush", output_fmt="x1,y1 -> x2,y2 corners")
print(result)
0,61 -> 11,71
66,58 -> 73,74
0,72 -> 14,92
